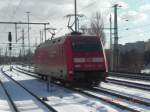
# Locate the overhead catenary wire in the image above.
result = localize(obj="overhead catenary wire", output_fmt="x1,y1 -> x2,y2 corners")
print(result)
2,0 -> 24,31
10,0 -> 24,20
120,30 -> 150,40
123,23 -> 150,31
2,0 -> 24,49
79,0 -> 111,12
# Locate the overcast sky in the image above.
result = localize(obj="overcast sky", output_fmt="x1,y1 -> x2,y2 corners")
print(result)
0,0 -> 150,55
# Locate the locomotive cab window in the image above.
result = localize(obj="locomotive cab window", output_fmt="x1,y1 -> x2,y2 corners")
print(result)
72,42 -> 102,52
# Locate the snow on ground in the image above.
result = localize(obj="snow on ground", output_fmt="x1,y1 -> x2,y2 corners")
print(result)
18,65 -> 34,72
18,65 -> 150,101
101,82 -> 150,101
0,67 -> 51,112
7,65 -> 126,112
141,69 -> 150,74
83,89 -> 150,112
12,65 -> 150,112
108,76 -> 150,86
0,84 -> 12,112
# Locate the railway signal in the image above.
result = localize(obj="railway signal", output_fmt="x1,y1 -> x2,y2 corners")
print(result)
8,32 -> 12,71
8,32 -> 12,50
8,32 -> 12,42
9,43 -> 12,50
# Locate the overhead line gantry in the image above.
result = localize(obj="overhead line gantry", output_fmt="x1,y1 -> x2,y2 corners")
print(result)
0,21 -> 49,42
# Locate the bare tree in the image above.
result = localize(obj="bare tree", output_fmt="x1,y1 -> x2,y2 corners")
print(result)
80,25 -> 87,34
89,12 -> 106,45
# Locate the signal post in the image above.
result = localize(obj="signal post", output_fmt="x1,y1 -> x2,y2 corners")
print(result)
8,32 -> 12,71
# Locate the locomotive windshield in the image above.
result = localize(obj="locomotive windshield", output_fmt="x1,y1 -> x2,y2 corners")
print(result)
72,36 -> 102,52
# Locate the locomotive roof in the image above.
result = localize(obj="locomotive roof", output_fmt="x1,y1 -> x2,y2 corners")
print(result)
37,34 -> 98,48
37,35 -> 66,48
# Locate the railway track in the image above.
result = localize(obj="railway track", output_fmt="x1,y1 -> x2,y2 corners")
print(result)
1,67 -> 58,112
16,66 -> 150,91
54,83 -> 150,112
107,78 -> 150,91
90,87 -> 150,106
109,72 -> 150,81
13,66 -> 150,112
14,66 -> 41,79
0,80 -> 18,112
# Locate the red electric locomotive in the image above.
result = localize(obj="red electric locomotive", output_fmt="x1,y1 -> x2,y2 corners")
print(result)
33,33 -> 108,86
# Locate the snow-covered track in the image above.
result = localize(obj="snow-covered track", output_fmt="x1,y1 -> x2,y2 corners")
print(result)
16,66 -> 150,91
109,72 -> 150,81
1,67 -> 58,112
14,66 -> 150,112
90,87 -> 150,106
0,80 -> 19,112
107,78 -> 150,91
14,66 -> 41,79
54,82 -> 148,112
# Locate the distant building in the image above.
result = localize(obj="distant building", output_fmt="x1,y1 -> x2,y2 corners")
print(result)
110,40 -> 150,72
145,39 -> 150,51
120,41 -> 145,53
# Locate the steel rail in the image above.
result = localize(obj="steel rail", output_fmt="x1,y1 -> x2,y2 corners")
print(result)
90,87 -> 150,106
0,80 -> 19,112
1,67 -> 58,112
109,72 -> 150,81
107,78 -> 150,91
14,66 -> 146,112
